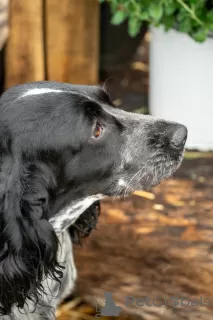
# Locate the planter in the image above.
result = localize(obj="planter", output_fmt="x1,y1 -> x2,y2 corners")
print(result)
149,26 -> 213,151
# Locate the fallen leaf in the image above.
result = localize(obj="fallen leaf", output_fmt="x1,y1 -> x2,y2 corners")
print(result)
133,190 -> 155,200
164,195 -> 185,207
153,204 -> 164,211
106,209 -> 129,222
184,152 -> 213,159
131,61 -> 149,72
197,176 -> 205,183
135,226 -> 155,234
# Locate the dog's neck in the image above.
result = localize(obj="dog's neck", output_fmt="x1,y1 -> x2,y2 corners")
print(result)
49,194 -> 104,234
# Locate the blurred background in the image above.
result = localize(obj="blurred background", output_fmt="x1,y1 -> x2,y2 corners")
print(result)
1,0 -> 213,319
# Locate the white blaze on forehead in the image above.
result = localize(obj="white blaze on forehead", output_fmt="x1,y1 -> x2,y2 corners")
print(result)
20,87 -> 92,101
21,88 -> 63,98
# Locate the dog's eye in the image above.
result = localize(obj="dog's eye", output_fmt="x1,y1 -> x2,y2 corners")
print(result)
92,122 -> 103,139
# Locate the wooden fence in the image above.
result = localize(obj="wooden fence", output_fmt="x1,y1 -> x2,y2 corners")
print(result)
5,0 -> 100,89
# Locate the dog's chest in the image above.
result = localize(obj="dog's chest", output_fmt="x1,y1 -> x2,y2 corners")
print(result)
49,194 -> 104,234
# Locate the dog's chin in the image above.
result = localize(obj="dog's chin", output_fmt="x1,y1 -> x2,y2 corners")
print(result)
113,156 -> 184,197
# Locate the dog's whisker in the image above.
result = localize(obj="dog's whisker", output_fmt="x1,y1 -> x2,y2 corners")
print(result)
123,168 -> 143,197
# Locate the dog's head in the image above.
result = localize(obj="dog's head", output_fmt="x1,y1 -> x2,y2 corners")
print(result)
0,81 -> 187,314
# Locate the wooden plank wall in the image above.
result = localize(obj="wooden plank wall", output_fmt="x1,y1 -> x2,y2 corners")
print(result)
46,0 -> 100,84
5,0 -> 100,89
5,0 -> 44,88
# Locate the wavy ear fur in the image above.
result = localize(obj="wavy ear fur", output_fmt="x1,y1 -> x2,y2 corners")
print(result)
0,151 -> 63,315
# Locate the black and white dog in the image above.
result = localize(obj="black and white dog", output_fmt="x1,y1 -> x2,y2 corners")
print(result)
0,81 -> 187,319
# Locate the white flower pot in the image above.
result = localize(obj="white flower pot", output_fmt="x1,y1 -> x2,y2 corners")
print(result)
149,26 -> 213,151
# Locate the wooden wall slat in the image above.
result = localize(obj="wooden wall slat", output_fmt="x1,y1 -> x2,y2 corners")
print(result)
5,0 -> 44,89
45,0 -> 100,85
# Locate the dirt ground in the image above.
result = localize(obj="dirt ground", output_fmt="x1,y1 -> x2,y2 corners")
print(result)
56,153 -> 213,320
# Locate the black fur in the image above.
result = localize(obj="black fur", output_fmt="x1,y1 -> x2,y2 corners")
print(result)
0,153 -> 63,315
0,81 -> 186,316
69,201 -> 100,245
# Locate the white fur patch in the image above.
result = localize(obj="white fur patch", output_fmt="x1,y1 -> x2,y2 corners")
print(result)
118,178 -> 126,186
20,87 -> 93,103
50,194 -> 104,234
21,88 -> 63,98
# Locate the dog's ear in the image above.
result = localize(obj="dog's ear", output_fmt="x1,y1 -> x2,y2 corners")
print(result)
0,153 -> 63,315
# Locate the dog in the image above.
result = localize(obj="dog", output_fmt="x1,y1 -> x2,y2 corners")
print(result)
0,81 -> 187,319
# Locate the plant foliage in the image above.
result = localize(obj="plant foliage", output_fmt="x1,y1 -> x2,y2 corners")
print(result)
99,0 -> 213,42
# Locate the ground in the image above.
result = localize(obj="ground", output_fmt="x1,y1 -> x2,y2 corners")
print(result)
57,153 -> 213,320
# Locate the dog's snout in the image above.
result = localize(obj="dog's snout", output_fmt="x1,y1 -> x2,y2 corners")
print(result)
170,124 -> 187,148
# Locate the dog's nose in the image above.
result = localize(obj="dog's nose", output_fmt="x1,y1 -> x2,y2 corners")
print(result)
170,124 -> 187,148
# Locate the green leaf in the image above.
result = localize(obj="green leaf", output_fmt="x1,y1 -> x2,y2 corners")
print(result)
109,0 -> 119,14
149,3 -> 163,21
207,9 -> 213,23
107,0 -> 211,43
139,11 -> 149,21
98,0 -> 105,3
193,28 -> 208,42
111,10 -> 127,25
164,3 -> 177,16
128,17 -> 142,37
179,18 -> 192,33
162,15 -> 174,30
177,10 -> 187,22
125,1 -> 136,12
